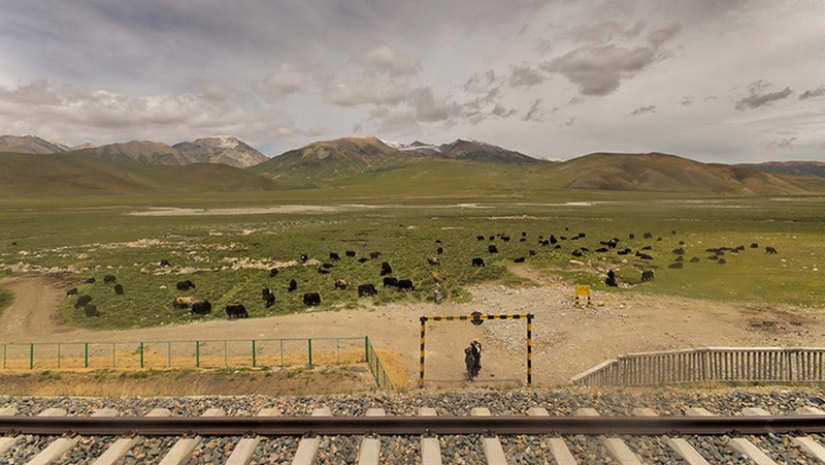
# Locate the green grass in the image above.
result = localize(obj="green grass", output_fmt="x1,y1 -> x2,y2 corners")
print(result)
1,192 -> 824,331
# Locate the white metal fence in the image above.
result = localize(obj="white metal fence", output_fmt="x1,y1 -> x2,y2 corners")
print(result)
570,347 -> 825,386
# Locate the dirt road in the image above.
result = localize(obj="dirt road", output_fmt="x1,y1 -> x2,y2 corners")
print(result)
2,271 -> 823,388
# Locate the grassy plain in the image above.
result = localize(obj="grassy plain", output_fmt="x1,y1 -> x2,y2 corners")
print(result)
1,187 -> 823,330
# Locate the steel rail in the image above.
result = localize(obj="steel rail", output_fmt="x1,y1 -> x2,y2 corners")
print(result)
1,415 -> 824,437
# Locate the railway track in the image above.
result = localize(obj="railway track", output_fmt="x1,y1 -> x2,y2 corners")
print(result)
2,402 -> 825,464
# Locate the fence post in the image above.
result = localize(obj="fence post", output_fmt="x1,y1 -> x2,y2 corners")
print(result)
788,348 -> 795,382
57,343 -> 61,369
140,342 -> 144,369
307,339 -> 313,366
196,341 -> 200,368
84,343 -> 89,368
29,343 -> 34,370
252,340 -> 257,368
365,336 -> 370,364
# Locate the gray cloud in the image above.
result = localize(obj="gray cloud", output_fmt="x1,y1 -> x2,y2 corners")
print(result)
630,105 -> 656,116
0,1 -> 822,162
358,45 -> 420,76
464,70 -> 498,94
565,21 -> 646,43
544,20 -> 681,97
647,24 -> 682,49
410,88 -> 460,123
764,137 -> 796,149
799,85 -> 825,100
325,79 -> 410,107
545,44 -> 657,95
0,79 -> 293,145
508,65 -> 546,88
735,81 -> 793,110
255,64 -> 303,96
0,79 -> 61,105
523,99 -> 542,122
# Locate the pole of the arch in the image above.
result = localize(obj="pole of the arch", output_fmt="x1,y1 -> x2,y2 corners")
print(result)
419,317 -> 426,388
527,313 -> 533,387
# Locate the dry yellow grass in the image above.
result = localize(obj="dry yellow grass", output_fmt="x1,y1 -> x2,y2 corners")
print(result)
0,364 -> 377,397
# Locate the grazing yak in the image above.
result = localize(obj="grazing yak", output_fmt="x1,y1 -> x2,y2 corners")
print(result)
114,284 -> 124,295
288,279 -> 298,292
84,277 -> 96,284
345,250 -> 356,257
383,277 -> 399,287
369,251 -> 382,259
173,296 -> 196,309
160,259 -> 171,267
641,270 -> 655,282
66,287 -> 78,296
606,269 -> 618,287
84,304 -> 99,317
74,294 -> 93,309
766,246 -> 778,254
190,301 -> 212,315
303,292 -> 321,306
380,262 -> 393,276
334,279 -> 350,290
103,274 -> 116,284
358,283 -> 377,297
176,280 -> 196,291
262,287 -> 276,308
396,279 -> 415,291
329,252 -> 341,261
488,245 -> 498,254
427,256 -> 440,266
225,304 -> 248,319
269,267 -> 279,277
471,258 -> 485,267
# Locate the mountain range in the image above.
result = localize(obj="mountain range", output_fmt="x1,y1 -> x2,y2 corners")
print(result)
0,135 -> 268,168
1,134 -> 825,196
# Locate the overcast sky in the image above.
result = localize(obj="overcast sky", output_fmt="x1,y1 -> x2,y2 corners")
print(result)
1,1 -> 823,162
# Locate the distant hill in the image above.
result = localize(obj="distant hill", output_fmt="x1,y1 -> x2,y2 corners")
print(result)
736,161 -> 825,179
251,136 -> 543,187
69,141 -> 194,166
555,152 -> 825,195
69,137 -> 268,168
0,152 -> 280,197
1,134 -> 268,168
389,138 -> 542,164
251,137 -> 426,187
3,134 -> 825,197
172,136 -> 269,168
0,135 -> 68,154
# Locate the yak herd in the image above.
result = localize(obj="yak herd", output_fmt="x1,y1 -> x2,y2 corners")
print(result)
65,228 -> 780,322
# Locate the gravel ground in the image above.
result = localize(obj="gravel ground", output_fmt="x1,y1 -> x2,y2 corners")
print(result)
2,388 -> 824,464
3,272 -> 824,389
